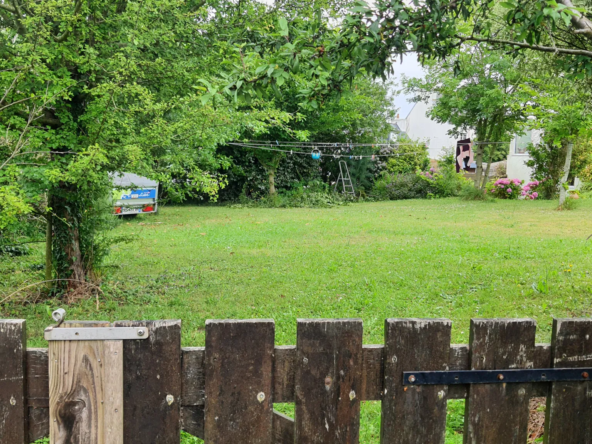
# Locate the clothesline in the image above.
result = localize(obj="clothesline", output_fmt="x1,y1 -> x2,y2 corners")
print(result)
227,142 -> 425,158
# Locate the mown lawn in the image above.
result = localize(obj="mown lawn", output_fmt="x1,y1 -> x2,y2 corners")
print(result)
3,197 -> 592,444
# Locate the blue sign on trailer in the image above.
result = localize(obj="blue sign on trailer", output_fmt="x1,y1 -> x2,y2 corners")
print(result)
119,189 -> 158,200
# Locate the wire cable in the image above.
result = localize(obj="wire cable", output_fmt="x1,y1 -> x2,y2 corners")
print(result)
227,142 -> 426,158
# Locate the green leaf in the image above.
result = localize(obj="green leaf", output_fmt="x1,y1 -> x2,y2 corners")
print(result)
278,17 -> 289,36
500,2 -> 515,8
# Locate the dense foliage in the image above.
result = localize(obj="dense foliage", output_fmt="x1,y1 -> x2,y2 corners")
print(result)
0,0 -> 387,288
3,0 -> 592,293
217,77 -> 396,200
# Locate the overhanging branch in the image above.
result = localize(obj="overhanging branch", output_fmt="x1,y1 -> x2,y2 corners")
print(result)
557,0 -> 592,41
0,3 -> 16,13
54,0 -> 83,43
456,35 -> 592,58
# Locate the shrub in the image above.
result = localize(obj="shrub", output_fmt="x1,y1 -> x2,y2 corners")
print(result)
438,147 -> 456,168
385,139 -> 430,175
521,180 -> 543,200
373,172 -> 433,200
487,178 -> 523,199
558,195 -> 579,211
419,165 -> 468,198
459,184 -> 492,201
373,166 -> 466,201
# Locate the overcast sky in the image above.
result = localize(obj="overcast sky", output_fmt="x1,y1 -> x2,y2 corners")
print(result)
389,55 -> 425,118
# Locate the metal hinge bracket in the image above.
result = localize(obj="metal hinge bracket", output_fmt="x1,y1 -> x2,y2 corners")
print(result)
403,368 -> 591,385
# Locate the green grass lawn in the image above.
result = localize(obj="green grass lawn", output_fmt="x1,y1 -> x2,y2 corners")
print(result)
3,197 -> 592,444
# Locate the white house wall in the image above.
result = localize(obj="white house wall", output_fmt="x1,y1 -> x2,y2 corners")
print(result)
507,130 -> 542,182
397,99 -> 463,159
506,154 -> 533,182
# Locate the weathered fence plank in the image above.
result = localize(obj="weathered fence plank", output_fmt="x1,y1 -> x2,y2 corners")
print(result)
103,340 -> 124,443
180,406 -> 204,439
0,319 -> 27,444
204,319 -> 275,443
449,344 -> 469,370
26,348 -> 49,441
294,318 -> 363,443
381,318 -> 451,444
28,405 -> 49,443
114,320 -> 182,444
273,410 -> 294,444
180,347 -> 205,439
544,318 -> 592,443
361,345 -> 384,401
181,347 -> 205,406
463,319 -> 536,444
274,345 -> 296,403
48,321 -> 120,444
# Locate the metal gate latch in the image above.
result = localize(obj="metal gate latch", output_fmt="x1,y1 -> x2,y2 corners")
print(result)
44,308 -> 150,341
403,368 -> 592,385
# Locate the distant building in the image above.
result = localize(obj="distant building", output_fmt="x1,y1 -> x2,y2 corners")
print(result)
508,129 -> 581,189
391,96 -> 463,159
507,130 -> 541,183
394,96 -> 580,187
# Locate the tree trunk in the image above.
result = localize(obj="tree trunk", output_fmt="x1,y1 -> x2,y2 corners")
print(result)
481,161 -> 491,190
558,142 -> 573,207
45,208 -> 52,288
52,183 -> 86,291
268,169 -> 276,196
474,143 -> 484,187
480,143 -> 492,190
64,211 -> 86,287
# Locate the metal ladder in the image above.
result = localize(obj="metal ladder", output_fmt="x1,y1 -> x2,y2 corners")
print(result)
334,160 -> 355,195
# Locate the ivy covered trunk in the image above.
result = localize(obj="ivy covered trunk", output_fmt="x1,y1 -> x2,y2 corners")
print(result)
268,169 -> 277,196
51,183 -> 87,291
254,151 -> 283,197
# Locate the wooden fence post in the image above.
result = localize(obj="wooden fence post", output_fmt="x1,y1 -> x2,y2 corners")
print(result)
48,321 -> 122,444
114,320 -> 182,444
204,319 -> 275,443
0,319 -> 27,443
463,319 -> 536,444
544,318 -> 592,443
380,318 -> 451,444
294,318 -> 363,443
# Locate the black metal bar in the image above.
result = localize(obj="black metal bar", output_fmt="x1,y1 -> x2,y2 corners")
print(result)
403,368 -> 592,385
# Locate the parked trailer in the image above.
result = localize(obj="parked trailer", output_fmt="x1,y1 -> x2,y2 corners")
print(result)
111,172 -> 159,216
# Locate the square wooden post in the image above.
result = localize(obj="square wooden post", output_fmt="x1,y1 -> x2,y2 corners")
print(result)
0,319 -> 27,443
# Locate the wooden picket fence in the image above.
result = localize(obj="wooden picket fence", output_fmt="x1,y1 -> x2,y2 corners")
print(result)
1,317 -> 591,443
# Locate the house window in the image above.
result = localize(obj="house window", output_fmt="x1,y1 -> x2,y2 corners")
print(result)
515,132 -> 531,154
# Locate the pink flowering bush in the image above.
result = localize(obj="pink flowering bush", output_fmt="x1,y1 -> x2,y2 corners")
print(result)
486,178 -> 544,200
487,178 -> 523,199
521,180 -> 541,200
